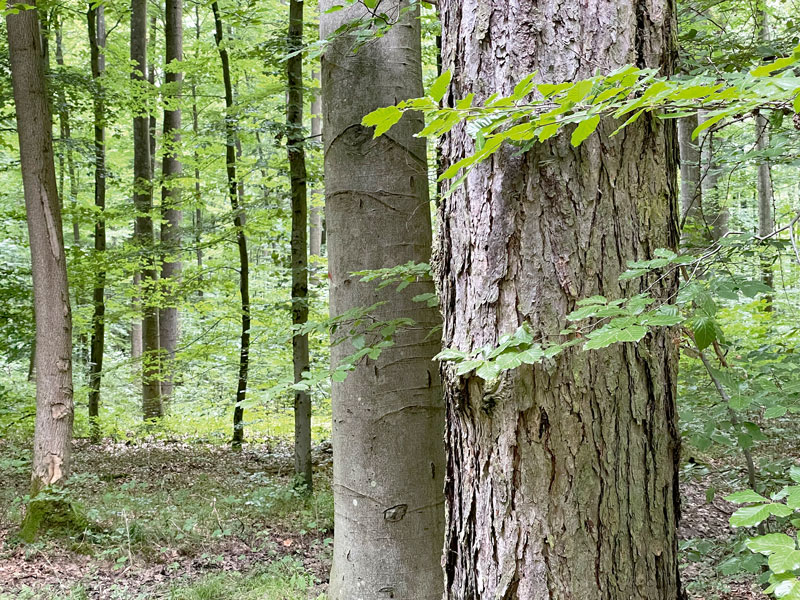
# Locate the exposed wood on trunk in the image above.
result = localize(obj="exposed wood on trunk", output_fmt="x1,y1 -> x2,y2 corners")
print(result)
6,0 -> 75,504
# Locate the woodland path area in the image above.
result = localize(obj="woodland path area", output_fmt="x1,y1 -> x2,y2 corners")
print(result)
0,434 -> 790,600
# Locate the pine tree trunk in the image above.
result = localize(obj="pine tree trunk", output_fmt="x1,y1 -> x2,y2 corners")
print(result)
287,0 -> 312,490
132,0 -> 162,419
212,3 -> 250,449
7,0 -> 74,508
88,2 -> 107,443
321,1 -> 445,597
437,1 -> 682,598
159,0 -> 183,402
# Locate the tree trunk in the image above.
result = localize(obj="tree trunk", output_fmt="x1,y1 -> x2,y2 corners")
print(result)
212,2 -> 250,449
697,111 -> 727,240
7,0 -> 74,521
192,4 -> 203,295
287,0 -> 313,491
160,0 -> 183,402
321,1 -> 445,598
437,1 -> 681,598
88,2 -> 107,443
132,0 -> 162,419
309,71 -> 322,257
756,9 -> 774,301
678,115 -> 701,243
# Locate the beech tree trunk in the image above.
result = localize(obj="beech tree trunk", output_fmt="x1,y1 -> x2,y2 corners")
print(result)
309,71 -> 322,258
160,0 -> 183,402
321,1 -> 445,598
287,0 -> 312,490
192,5 -> 203,293
132,0 -> 162,419
437,1 -> 681,598
756,10 -> 774,299
88,2 -> 107,443
697,112 -> 727,240
212,2 -> 250,449
678,115 -> 701,242
7,0 -> 74,502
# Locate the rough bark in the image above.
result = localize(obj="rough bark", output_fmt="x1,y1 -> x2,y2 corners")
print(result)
160,0 -> 183,402
132,0 -> 162,419
7,0 -> 74,505
88,2 -> 106,443
321,2 -> 445,598
677,115 -> 701,242
287,0 -> 313,491
212,3 -> 250,449
309,71 -> 322,257
437,1 -> 681,598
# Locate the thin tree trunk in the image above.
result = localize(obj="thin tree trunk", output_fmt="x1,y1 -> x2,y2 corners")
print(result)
212,2 -> 250,449
678,115 -> 701,243
321,1 -> 445,597
309,71 -> 322,257
7,1 -> 74,533
87,2 -> 107,443
698,111 -> 728,240
192,4 -> 203,294
287,0 -> 312,491
437,1 -> 681,598
159,0 -> 183,403
55,22 -> 80,247
756,9 -> 774,304
132,0 -> 162,419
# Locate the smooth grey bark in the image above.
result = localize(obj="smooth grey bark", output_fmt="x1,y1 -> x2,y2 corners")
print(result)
88,2 -> 107,443
321,2 -> 445,598
309,71 -> 322,257
678,115 -> 702,242
437,0 -> 681,598
697,111 -> 728,240
756,9 -> 775,297
7,0 -> 74,498
159,0 -> 183,402
287,0 -> 312,491
212,2 -> 251,449
54,22 -> 80,247
132,0 -> 162,419
192,5 -> 203,293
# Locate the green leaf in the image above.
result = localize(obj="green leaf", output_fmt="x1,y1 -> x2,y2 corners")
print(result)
790,466 -> 800,484
786,487 -> 800,510
475,362 -> 500,380
691,315 -> 717,350
584,324 -> 647,350
428,71 -> 452,103
570,115 -> 600,147
351,334 -> 365,350
770,503 -> 795,518
765,405 -> 788,419
435,348 -> 468,361
537,122 -> 560,141
730,504 -> 771,527
726,490 -> 769,503
456,359 -> 484,376
747,533 -> 795,555
770,549 -> 800,574
362,105 -> 404,137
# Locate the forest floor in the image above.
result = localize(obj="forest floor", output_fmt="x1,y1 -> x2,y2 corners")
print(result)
0,436 -> 774,599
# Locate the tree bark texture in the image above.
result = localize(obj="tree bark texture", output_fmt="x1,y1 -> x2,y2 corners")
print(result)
7,1 -> 75,496
437,1 -> 682,598
132,0 -> 162,419
159,0 -> 183,402
212,2 -> 250,448
756,9 -> 774,297
287,0 -> 313,490
88,2 -> 107,443
321,2 -> 445,598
